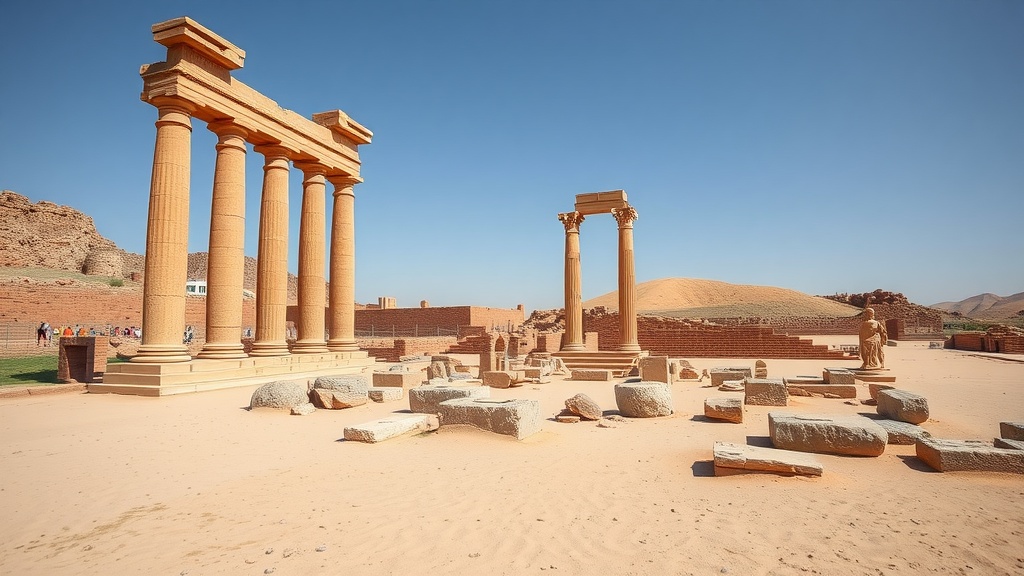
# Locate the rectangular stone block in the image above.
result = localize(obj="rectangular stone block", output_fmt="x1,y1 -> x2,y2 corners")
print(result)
875,419 -> 931,445
372,371 -> 422,389
785,376 -> 825,385
408,385 -> 489,414
868,383 -> 895,401
769,412 -> 887,456
343,414 -> 438,443
711,367 -> 751,388
744,378 -> 788,406
571,369 -> 612,381
993,437 -> 1024,450
713,441 -> 823,477
437,398 -> 541,440
915,438 -> 1024,473
1000,422 -> 1024,441
785,384 -> 857,399
877,389 -> 929,424
854,373 -> 897,384
704,397 -> 743,423
367,387 -> 403,402
822,368 -> 855,385
639,356 -> 672,384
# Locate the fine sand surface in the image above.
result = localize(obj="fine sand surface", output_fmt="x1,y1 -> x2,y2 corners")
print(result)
2,343 -> 1023,575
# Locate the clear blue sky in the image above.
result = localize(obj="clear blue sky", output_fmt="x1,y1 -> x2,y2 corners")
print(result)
2,1 -> 1022,311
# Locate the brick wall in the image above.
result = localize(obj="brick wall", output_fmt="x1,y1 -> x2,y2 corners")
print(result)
356,336 -> 459,362
353,306 -> 524,332
948,333 -> 984,351
702,302 -> 943,337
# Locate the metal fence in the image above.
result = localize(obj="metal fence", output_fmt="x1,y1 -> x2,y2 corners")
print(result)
354,326 -> 461,338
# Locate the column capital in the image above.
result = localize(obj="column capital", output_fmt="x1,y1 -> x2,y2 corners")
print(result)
208,120 -> 248,139
328,174 -> 361,197
611,205 -> 638,228
151,96 -> 195,131
295,162 -> 327,177
253,144 -> 290,161
558,211 -> 585,233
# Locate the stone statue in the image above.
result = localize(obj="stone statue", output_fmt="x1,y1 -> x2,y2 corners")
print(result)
858,307 -> 887,370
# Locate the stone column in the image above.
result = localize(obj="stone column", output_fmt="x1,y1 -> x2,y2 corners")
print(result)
326,176 -> 359,351
612,205 -> 641,352
558,211 -> 585,351
197,122 -> 248,359
134,97 -> 195,364
292,164 -> 329,353
249,145 -> 291,357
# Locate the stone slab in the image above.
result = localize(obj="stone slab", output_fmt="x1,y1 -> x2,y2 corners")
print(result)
639,356 -> 672,384
343,414 -> 438,443
915,438 -> 1024,473
784,376 -> 825,385
571,369 -> 613,381
854,374 -> 897,384
744,378 -> 788,406
875,419 -> 931,445
437,398 -> 541,439
785,384 -> 857,399
704,397 -> 743,423
556,415 -> 581,423
1000,422 -> 1024,441
372,371 -> 422,390
711,367 -> 751,388
822,368 -> 856,386
367,387 -> 403,402
993,437 -> 1024,450
713,441 -> 823,477
877,389 -> 929,424
408,385 -> 489,414
769,412 -> 887,457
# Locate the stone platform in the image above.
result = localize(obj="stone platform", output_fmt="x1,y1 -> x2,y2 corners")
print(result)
92,350 -> 374,396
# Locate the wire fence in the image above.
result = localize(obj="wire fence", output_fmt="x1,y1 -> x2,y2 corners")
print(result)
354,326 -> 461,338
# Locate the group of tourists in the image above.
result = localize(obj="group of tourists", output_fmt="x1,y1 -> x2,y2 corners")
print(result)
34,322 -> 144,346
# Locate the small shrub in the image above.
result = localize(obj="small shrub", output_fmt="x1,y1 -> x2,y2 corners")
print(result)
108,278 -> 124,287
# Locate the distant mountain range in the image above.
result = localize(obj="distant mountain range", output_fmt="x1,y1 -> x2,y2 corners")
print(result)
930,292 -> 1024,320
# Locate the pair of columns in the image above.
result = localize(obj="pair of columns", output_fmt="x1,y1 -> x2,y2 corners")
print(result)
133,97 -> 358,363
558,206 -> 640,352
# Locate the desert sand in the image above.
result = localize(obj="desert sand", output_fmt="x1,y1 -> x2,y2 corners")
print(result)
2,341 -> 1023,575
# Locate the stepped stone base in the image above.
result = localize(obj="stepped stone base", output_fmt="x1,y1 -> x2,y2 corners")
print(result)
93,351 -> 373,396
713,441 -> 823,477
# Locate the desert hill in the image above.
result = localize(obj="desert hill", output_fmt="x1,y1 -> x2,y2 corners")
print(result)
931,292 -> 1024,321
583,277 -> 863,319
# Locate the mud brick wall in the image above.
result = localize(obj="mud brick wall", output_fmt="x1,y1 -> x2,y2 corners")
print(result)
583,311 -> 849,359
354,306 -> 524,332
948,333 -> 984,351
704,303 -> 943,337
999,336 -> 1024,354
357,336 -> 459,362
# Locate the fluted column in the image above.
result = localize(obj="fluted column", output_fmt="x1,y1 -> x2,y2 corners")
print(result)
197,122 -> 248,359
134,97 -> 194,364
612,205 -> 640,352
249,145 -> 291,357
326,175 -> 359,351
292,164 -> 329,353
558,211 -> 585,351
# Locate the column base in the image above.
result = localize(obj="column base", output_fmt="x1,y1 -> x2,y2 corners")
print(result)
618,343 -> 642,352
560,343 -> 587,352
327,339 -> 360,352
292,340 -> 330,354
196,342 -> 248,360
131,344 -> 192,363
249,341 -> 291,357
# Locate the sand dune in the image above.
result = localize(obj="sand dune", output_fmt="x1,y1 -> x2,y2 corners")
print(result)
932,291 -> 1024,320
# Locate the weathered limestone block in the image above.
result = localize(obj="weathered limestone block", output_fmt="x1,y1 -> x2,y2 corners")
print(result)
768,412 -> 887,457
343,414 -> 438,443
711,367 -> 751,388
1000,422 -> 1024,441
744,378 -> 788,406
564,393 -> 602,420
571,369 -> 612,381
523,367 -> 550,382
868,383 -> 895,401
408,385 -> 490,414
290,402 -> 316,416
437,398 -> 541,440
447,372 -> 475,382
916,438 -> 1024,473
704,397 -> 742,423
372,371 -> 422,390
877,389 -> 929,424
822,368 -> 855,385
368,387 -> 403,403
614,382 -> 672,418
785,376 -> 825,385
250,381 -> 308,410
713,441 -> 823,477
719,380 -> 744,392
675,360 -> 699,380
754,360 -> 768,379
427,360 -> 449,380
482,370 -> 526,389
785,384 -> 857,399
311,375 -> 369,409
874,419 -> 931,445
556,415 -> 581,423
639,356 -> 672,384
314,375 -> 369,393
994,437 -> 1024,450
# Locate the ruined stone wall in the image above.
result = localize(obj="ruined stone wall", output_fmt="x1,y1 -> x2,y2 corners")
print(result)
354,306 -> 524,333
356,336 -> 459,362
701,302 -> 943,337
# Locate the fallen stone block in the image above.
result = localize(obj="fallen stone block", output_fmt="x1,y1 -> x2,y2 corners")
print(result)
372,371 -> 422,390
564,393 -> 602,420
704,397 -> 742,423
744,378 -> 788,406
409,385 -> 489,414
874,419 -> 931,445
614,382 -> 672,418
438,398 -> 541,439
785,383 -> 857,399
713,441 -> 823,477
571,369 -> 612,381
916,438 -> 1024,473
447,372 -> 475,382
1000,422 -> 1024,441
556,415 -> 581,423
710,367 -> 751,388
367,387 -> 403,403
311,387 -> 367,409
639,356 -> 672,384
523,367 -> 550,382
769,412 -> 887,457
877,389 -> 929,424
754,360 -> 768,379
290,402 -> 316,416
343,414 -> 438,443
482,370 -> 527,388
868,383 -> 895,400
854,372 -> 897,384
784,376 -> 824,385
719,380 -> 744,392
250,381 -> 309,410
993,437 -> 1024,450
822,368 -> 855,385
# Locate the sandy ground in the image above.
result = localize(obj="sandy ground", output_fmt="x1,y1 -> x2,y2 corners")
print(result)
1,342 -> 1023,576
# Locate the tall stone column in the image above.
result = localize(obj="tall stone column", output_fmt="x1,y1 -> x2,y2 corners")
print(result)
326,176 -> 358,352
134,97 -> 195,364
249,145 -> 291,357
612,205 -> 641,352
197,122 -> 248,359
558,211 -> 586,351
292,164 -> 329,353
